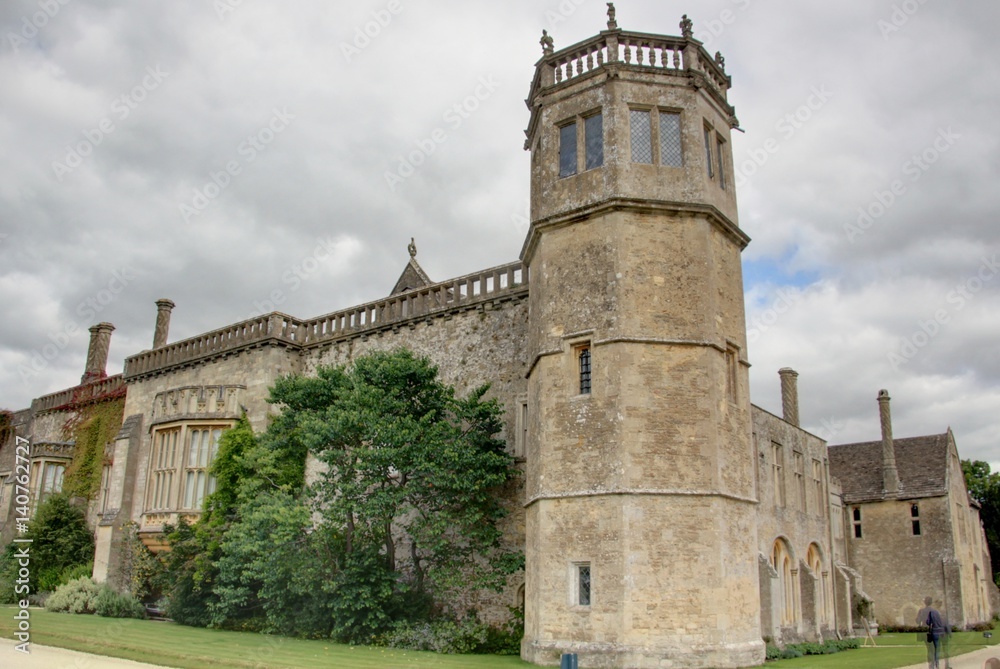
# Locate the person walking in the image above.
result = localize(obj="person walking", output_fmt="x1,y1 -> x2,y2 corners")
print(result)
916,597 -> 949,669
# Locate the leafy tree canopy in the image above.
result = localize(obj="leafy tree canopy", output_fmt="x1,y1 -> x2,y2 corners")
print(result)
962,459 -> 1000,585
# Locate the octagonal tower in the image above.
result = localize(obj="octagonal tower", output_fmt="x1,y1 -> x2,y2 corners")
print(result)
520,10 -> 762,668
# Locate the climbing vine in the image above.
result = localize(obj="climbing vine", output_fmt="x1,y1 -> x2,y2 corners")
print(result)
61,394 -> 125,500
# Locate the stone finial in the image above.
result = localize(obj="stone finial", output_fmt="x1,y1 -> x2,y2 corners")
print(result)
715,51 -> 726,69
153,298 -> 176,349
540,29 -> 554,56
680,14 -> 693,39
82,322 -> 115,384
606,2 -> 617,30
408,237 -> 417,258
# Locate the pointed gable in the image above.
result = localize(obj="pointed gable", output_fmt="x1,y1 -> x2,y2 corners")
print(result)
389,238 -> 432,295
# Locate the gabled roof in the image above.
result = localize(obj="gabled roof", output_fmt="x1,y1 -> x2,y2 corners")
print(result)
828,433 -> 950,504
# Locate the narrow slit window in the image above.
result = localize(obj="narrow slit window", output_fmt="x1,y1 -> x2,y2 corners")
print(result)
578,564 -> 591,606
584,113 -> 603,170
853,507 -> 863,538
559,122 -> 577,177
659,111 -> 683,167
911,503 -> 921,535
716,136 -> 726,189
704,125 -> 714,178
578,345 -> 592,395
630,109 -> 653,163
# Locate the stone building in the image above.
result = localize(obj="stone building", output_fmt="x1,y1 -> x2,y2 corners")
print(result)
828,390 -> 996,629
0,9 -> 995,669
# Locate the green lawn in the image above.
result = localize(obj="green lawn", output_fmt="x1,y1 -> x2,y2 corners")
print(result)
0,606 -> 532,668
2,608 -> 998,669
761,632 -> 1000,669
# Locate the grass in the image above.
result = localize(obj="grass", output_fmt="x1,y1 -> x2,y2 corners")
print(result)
0,606 -> 533,668
2,608 -> 998,669
762,632 -> 1000,669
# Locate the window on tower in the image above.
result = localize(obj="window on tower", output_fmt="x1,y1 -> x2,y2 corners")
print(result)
704,124 -> 714,178
716,135 -> 727,189
630,109 -> 653,163
629,107 -> 683,167
584,112 -> 603,170
660,111 -> 683,167
577,344 -> 592,395
559,122 -> 577,177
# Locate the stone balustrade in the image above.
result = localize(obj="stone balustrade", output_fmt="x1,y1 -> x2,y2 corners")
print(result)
124,261 -> 528,380
32,374 -> 125,413
526,29 -> 730,148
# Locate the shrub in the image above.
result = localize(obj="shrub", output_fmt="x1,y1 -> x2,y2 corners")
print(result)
381,618 -> 490,654
94,586 -> 147,619
46,577 -> 101,614
59,562 -> 94,586
779,647 -> 803,659
765,644 -> 782,660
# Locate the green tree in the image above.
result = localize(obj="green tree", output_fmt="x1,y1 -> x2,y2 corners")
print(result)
25,495 -> 93,590
962,459 -> 1000,584
293,349 -> 522,641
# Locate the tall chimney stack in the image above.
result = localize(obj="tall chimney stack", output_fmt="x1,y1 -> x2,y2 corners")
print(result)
82,322 -> 115,384
778,368 -> 800,427
153,299 -> 175,349
878,389 -> 900,495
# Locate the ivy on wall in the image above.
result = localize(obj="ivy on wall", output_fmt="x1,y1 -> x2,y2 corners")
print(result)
61,394 -> 125,500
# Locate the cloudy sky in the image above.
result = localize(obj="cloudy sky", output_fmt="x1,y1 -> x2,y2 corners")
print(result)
1,0 -> 997,466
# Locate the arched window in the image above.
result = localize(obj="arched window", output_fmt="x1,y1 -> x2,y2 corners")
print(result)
772,539 -> 797,626
807,543 -> 827,624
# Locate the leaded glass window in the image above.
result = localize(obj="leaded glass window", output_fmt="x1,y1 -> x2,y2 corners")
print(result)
559,122 -> 577,177
630,109 -> 653,163
578,564 -> 591,606
717,136 -> 726,189
704,125 -> 714,178
183,427 -> 222,510
578,346 -> 592,395
660,111 -> 683,167
584,113 -> 603,170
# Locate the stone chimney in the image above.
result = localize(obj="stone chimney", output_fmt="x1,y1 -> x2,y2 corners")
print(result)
82,322 -> 115,384
878,389 -> 900,495
778,368 -> 800,427
153,299 -> 175,349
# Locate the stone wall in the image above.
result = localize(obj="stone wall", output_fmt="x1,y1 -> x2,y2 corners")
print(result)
752,405 -> 847,641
